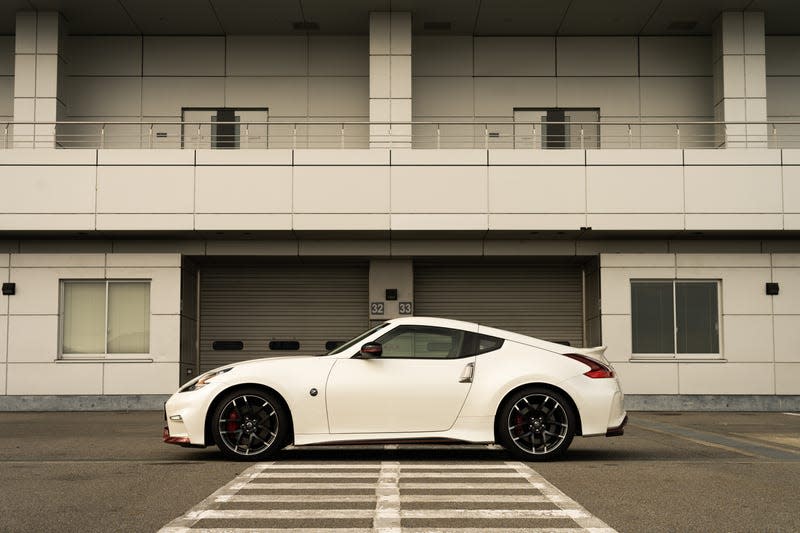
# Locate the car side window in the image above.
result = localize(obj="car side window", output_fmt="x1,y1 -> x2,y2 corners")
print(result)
376,326 -> 466,359
461,332 -> 505,356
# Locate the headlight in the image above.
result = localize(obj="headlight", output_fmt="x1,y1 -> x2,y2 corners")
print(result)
180,367 -> 232,392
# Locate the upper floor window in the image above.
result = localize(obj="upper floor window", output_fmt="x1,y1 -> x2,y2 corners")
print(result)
513,108 -> 600,149
60,280 -> 150,355
631,280 -> 720,358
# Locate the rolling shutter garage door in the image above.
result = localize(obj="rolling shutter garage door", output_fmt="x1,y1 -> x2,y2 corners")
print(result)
414,261 -> 583,347
200,262 -> 369,372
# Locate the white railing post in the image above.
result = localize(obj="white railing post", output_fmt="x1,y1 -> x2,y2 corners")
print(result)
628,124 -> 632,148
771,123 -> 777,148
532,124 -> 537,149
3,123 -> 7,149
580,126 -> 584,150
675,124 -> 680,149
196,124 -> 201,149
292,124 -> 297,149
100,124 -> 105,149
148,124 -> 153,149
436,124 -> 441,149
341,123 -> 345,149
245,124 -> 249,148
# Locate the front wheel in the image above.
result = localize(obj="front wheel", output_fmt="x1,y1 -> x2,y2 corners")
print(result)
497,387 -> 576,462
211,388 -> 289,461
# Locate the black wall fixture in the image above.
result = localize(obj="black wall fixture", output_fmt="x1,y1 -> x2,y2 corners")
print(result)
1,283 -> 15,295
766,282 -> 779,295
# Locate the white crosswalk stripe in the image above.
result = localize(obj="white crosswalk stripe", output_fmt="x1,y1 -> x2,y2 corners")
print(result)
159,458 -> 617,532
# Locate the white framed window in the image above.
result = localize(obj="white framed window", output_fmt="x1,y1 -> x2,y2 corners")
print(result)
60,280 -> 150,356
630,280 -> 721,359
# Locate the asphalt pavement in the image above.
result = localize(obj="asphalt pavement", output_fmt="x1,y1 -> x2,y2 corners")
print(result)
0,411 -> 797,532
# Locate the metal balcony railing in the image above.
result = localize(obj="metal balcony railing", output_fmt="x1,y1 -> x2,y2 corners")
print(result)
3,121 -> 799,150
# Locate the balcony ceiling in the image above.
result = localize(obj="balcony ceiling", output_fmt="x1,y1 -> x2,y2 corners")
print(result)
2,0 -> 800,36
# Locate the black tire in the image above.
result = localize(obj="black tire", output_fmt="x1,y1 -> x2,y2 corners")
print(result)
497,386 -> 576,462
211,388 -> 289,461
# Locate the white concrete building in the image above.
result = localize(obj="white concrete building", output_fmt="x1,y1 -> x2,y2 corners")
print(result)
0,1 -> 799,410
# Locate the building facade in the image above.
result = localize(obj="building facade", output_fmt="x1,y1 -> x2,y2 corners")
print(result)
1,1 -> 799,410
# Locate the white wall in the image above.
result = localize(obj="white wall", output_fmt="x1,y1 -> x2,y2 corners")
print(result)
62,35 -> 369,128
2,147 -> 798,232
600,252 -> 800,396
413,35 -> 714,148
1,252 -> 181,395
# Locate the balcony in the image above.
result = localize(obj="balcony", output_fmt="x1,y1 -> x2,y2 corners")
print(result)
3,121 -> 800,150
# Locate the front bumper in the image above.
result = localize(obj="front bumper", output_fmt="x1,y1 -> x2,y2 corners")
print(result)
163,383 -> 225,447
162,424 -> 192,446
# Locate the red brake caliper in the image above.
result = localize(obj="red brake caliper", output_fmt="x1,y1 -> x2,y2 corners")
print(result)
227,410 -> 240,433
514,414 -> 526,437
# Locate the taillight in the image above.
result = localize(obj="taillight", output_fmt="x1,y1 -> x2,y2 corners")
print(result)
564,353 -> 615,379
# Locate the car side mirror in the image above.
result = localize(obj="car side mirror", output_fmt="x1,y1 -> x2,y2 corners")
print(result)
356,343 -> 382,359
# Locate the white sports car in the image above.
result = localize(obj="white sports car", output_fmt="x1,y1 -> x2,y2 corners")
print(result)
164,317 -> 626,461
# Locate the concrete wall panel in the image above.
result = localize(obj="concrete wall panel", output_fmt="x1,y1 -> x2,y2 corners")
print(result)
97,166 -> 194,213
722,314 -> 774,362
557,37 -> 637,77
685,166 -> 782,213
488,166 -> 585,213
612,362 -> 679,394
474,37 -> 555,76
7,363 -> 103,395
142,78 -> 225,117
678,363 -> 774,394
0,166 -> 96,214
391,166 -> 486,213
587,166 -> 683,213
474,78 -> 556,117
103,362 -> 178,394
414,36 -> 472,77
196,166 -> 292,214
774,315 -> 800,362
7,315 -> 58,362
309,36 -> 368,76
413,77 -> 474,117
226,36 -> 307,76
144,37 -> 224,76
639,37 -> 712,76
294,166 -> 390,213
66,36 -> 142,76
775,363 -> 800,394
65,77 -> 142,117
224,77 -> 307,116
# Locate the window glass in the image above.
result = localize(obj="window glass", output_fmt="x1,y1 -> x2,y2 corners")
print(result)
631,282 -> 675,354
377,326 -> 465,359
62,280 -> 150,356
62,282 -> 105,354
676,282 -> 719,354
107,282 -> 150,353
477,334 -> 504,354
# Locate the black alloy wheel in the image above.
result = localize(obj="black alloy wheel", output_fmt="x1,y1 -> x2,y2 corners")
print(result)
212,388 -> 288,461
498,386 -> 576,461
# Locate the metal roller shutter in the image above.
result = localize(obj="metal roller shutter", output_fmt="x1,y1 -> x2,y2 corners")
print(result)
414,261 -> 584,348
200,262 -> 369,372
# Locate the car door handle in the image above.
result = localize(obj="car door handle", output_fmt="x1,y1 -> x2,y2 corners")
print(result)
459,362 -> 475,383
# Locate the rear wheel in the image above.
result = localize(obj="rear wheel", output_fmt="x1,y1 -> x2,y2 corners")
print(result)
212,388 -> 289,461
497,387 -> 576,461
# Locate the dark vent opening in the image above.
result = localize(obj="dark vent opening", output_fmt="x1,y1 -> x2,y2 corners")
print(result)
326,341 -> 344,351
423,21 -> 451,31
269,340 -> 301,351
292,21 -> 320,31
212,341 -> 244,351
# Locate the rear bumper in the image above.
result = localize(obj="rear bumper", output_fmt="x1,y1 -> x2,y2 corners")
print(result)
606,415 -> 628,437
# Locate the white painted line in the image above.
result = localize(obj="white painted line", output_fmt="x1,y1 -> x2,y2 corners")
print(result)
398,482 -> 542,489
187,529 -> 374,533
401,529 -> 587,533
196,509 -> 375,519
508,461 -> 618,533
374,461 -> 401,533
216,494 -> 377,503
238,482 -> 378,489
399,509 -> 588,519
256,464 -> 381,469
400,495 -> 552,502
389,472 -> 523,478
254,472 -> 380,478
400,464 -> 517,470
158,461 -> 273,533
783,412 -> 800,416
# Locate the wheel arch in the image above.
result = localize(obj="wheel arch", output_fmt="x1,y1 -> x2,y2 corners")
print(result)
493,382 -> 583,441
204,383 -> 295,447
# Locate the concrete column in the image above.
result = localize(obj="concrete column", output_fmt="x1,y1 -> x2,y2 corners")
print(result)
369,12 -> 411,148
13,11 -> 66,148
369,259 -> 413,321
713,11 -> 767,148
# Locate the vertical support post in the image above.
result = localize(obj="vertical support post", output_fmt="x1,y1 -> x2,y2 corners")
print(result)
100,124 -> 105,149
149,124 -> 153,149
628,124 -> 632,148
676,124 -> 680,148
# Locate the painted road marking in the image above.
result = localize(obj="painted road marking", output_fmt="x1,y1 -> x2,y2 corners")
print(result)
159,460 -> 617,532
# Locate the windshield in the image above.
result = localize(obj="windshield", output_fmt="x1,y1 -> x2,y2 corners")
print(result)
327,322 -> 391,355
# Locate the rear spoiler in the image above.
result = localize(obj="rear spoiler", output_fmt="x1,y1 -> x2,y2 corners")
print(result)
574,345 -> 609,364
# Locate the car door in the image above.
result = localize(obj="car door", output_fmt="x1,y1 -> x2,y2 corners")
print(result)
325,325 -> 476,434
